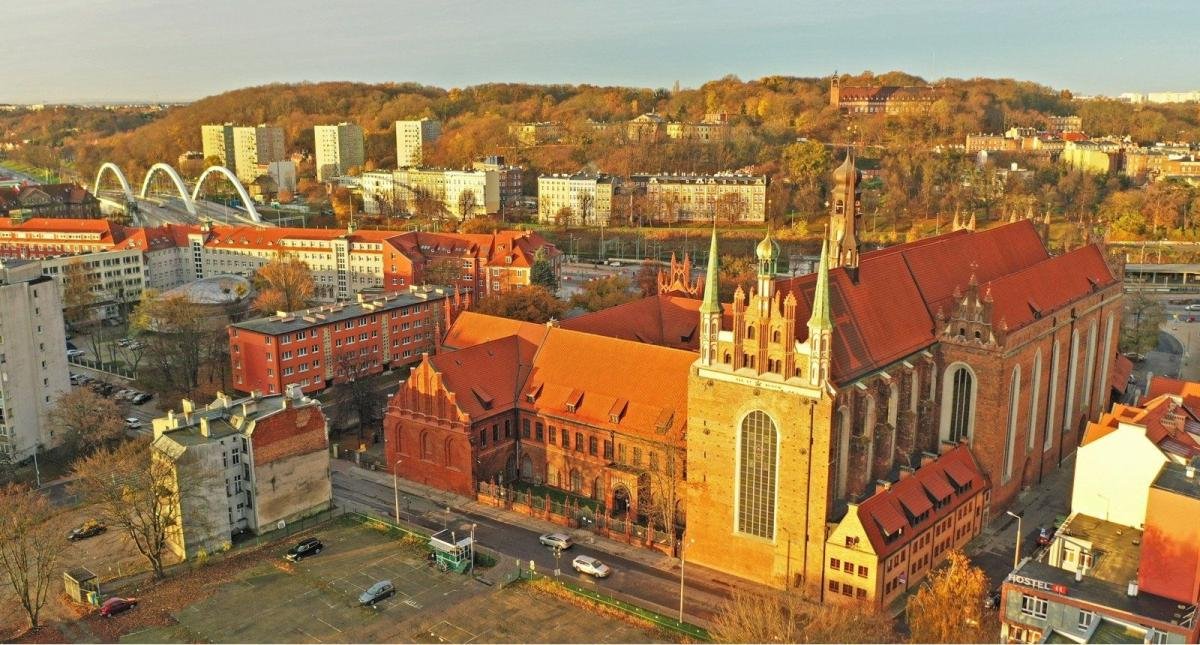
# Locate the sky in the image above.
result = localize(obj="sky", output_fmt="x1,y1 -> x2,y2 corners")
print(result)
3,0 -> 1198,104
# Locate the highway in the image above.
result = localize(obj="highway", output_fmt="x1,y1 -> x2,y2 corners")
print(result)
99,191 -> 266,227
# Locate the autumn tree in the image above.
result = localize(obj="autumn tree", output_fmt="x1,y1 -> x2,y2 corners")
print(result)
71,440 -> 212,579
61,257 -> 98,327
1122,289 -> 1166,355
714,192 -> 747,224
252,256 -> 315,314
712,588 -> 896,644
48,388 -> 125,457
906,550 -> 998,643
569,275 -> 636,312
554,205 -> 574,229
131,290 -> 221,400
474,286 -> 566,323
531,248 -> 559,291
458,190 -> 479,220
0,484 -> 65,631
718,253 -> 757,301
635,259 -> 659,296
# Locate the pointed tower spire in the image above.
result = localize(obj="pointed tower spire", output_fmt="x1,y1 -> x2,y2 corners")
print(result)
808,238 -> 832,331
698,221 -> 722,367
807,235 -> 834,387
829,148 -> 861,272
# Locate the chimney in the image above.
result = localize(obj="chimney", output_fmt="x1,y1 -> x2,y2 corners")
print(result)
874,480 -> 892,495
199,417 -> 211,438
921,451 -> 939,467
898,465 -> 915,480
241,400 -> 258,417
181,398 -> 195,415
357,292 -> 366,304
285,383 -> 303,401
1127,580 -> 1138,597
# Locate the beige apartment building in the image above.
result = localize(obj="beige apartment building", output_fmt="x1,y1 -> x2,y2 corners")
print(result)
395,118 -> 441,167
314,123 -> 364,181
0,259 -> 71,463
202,124 -> 286,183
360,168 -> 497,219
641,173 -> 767,223
537,173 -> 615,225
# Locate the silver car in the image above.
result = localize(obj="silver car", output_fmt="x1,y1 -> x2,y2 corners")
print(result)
572,555 -> 611,578
358,580 -> 394,606
538,532 -> 572,550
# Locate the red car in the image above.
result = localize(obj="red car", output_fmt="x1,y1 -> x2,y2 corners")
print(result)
99,597 -> 137,617
1036,526 -> 1054,547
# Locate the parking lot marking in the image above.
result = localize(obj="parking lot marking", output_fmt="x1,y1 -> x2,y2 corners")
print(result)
316,617 -> 342,632
296,627 -> 325,643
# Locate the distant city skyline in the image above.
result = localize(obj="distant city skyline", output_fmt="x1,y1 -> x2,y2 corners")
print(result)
3,0 -> 1199,104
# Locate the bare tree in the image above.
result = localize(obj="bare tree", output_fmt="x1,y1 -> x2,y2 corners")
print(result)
714,191 -> 747,224
61,257 -> 98,328
252,255 -> 315,315
713,587 -> 897,643
577,192 -> 595,227
457,190 -> 479,221
0,484 -> 65,631
641,433 -> 685,554
47,388 -> 125,457
70,440 -> 207,579
423,256 -> 464,287
131,291 -> 212,400
332,352 -> 385,440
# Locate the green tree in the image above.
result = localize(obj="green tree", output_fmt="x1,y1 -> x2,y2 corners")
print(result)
473,286 -> 566,323
569,275 -> 636,312
530,249 -> 558,291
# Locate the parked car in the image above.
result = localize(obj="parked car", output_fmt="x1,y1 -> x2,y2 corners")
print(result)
1186,304 -> 1200,311
538,533 -> 573,550
68,520 -> 107,541
358,580 -> 395,606
124,417 -> 142,429
571,555 -> 611,578
116,389 -> 134,400
117,338 -> 134,348
983,588 -> 1002,609
285,537 -> 323,562
132,392 -> 153,405
1122,351 -> 1146,362
1036,526 -> 1054,547
66,349 -> 85,359
99,597 -> 137,617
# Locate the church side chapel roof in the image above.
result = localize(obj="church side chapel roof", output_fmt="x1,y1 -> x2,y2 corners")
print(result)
561,294 -> 707,350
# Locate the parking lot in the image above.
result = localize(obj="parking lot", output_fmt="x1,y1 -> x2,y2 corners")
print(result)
114,520 -> 666,643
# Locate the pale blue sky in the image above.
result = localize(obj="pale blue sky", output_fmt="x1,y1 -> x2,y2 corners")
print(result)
3,0 -> 1196,103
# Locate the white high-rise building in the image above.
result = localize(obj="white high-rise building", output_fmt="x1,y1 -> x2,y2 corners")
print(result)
395,118 -> 441,167
314,123 -> 365,181
201,124 -> 285,183
201,124 -> 235,167
0,259 -> 70,463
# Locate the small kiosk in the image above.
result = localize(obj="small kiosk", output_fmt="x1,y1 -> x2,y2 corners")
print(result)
429,529 -> 474,573
63,567 -> 100,606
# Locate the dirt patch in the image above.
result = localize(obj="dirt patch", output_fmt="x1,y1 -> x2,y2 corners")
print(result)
9,624 -> 70,644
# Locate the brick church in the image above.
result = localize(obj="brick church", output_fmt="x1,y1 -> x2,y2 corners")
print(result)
384,153 -> 1123,597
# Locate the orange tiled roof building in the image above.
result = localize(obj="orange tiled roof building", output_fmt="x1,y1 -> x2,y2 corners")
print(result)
385,152 -> 1124,599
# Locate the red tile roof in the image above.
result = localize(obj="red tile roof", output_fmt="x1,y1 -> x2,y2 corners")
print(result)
1111,354 -> 1134,393
1082,393 -> 1200,460
855,446 -> 987,557
561,295 -> 704,350
442,311 -> 551,350
427,335 -> 538,420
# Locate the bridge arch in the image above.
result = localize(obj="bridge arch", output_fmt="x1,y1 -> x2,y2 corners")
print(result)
191,165 -> 262,223
93,162 -> 135,202
139,163 -> 197,215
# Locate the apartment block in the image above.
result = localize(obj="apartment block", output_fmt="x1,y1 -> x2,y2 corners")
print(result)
152,387 -> 331,559
228,286 -> 452,395
395,118 -> 441,167
202,124 -> 285,183
0,259 -> 71,463
536,173 -> 614,225
360,168 -> 498,219
472,156 -> 524,210
201,124 -> 235,167
635,173 -> 767,223
314,122 -> 365,181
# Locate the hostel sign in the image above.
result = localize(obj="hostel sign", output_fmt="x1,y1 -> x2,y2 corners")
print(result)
1007,573 -> 1069,595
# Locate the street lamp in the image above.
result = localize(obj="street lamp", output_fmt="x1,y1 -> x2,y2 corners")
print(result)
469,523 -> 477,576
1006,510 -> 1023,570
678,535 -> 695,623
553,545 -> 563,578
392,459 -> 403,522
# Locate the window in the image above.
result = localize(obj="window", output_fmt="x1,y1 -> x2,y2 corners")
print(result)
603,440 -> 613,460
830,558 -> 841,570
522,419 -> 531,439
535,422 -> 544,441
492,424 -> 498,442
943,364 -> 975,443
575,432 -> 584,452
1004,365 -> 1020,482
844,561 -> 854,573
737,410 -> 778,539
1029,350 -> 1042,451
633,447 -> 642,466
1019,594 -> 1047,619
855,588 -> 866,599
589,436 -> 598,455
504,420 -> 511,438
1077,610 -> 1094,631
829,580 -> 840,593
479,429 -> 487,447
561,428 -> 569,446
857,565 -> 868,578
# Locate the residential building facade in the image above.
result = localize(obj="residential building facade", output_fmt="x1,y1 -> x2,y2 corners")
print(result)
472,156 -> 524,210
637,173 -> 767,223
0,259 -> 70,463
360,167 -> 499,219
395,118 -> 441,167
537,173 -> 614,225
203,124 -> 286,183
228,286 -> 453,395
152,387 -> 332,559
314,122 -> 365,181
0,184 -> 100,219
831,76 -> 940,115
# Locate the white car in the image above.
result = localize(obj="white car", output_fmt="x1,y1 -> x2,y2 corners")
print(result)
538,532 -> 572,550
66,349 -> 85,358
124,417 -> 142,429
572,555 -> 611,578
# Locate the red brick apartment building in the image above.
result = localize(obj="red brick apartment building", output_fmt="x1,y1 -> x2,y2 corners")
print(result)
228,285 -> 455,395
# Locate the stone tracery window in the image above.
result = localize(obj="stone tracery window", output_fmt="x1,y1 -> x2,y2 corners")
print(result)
737,410 -> 778,539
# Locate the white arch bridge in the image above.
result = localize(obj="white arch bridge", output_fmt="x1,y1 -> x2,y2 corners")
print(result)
92,162 -> 265,225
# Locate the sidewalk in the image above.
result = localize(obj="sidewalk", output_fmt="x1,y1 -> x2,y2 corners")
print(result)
331,459 -> 764,596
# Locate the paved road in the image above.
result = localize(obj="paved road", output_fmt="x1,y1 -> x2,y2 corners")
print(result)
330,468 -> 730,624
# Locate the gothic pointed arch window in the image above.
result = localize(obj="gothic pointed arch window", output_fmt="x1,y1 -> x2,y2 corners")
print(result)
1045,340 -> 1061,452
1099,313 -> 1115,408
940,363 -> 977,444
1004,364 -> 1021,483
737,410 -> 778,539
1065,329 -> 1081,434
1082,321 -> 1098,411
772,329 -> 781,343
420,431 -> 432,461
1028,350 -> 1042,451
834,406 -> 851,501
746,325 -> 755,340
570,468 -> 583,494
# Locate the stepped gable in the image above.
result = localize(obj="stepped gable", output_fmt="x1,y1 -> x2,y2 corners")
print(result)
424,335 -> 540,419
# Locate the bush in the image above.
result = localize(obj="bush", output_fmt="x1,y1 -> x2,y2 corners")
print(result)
474,551 -> 497,568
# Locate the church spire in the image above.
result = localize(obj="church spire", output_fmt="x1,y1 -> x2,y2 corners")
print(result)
698,221 -> 722,367
808,237 -> 832,331
807,236 -> 834,387
829,148 -> 861,272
